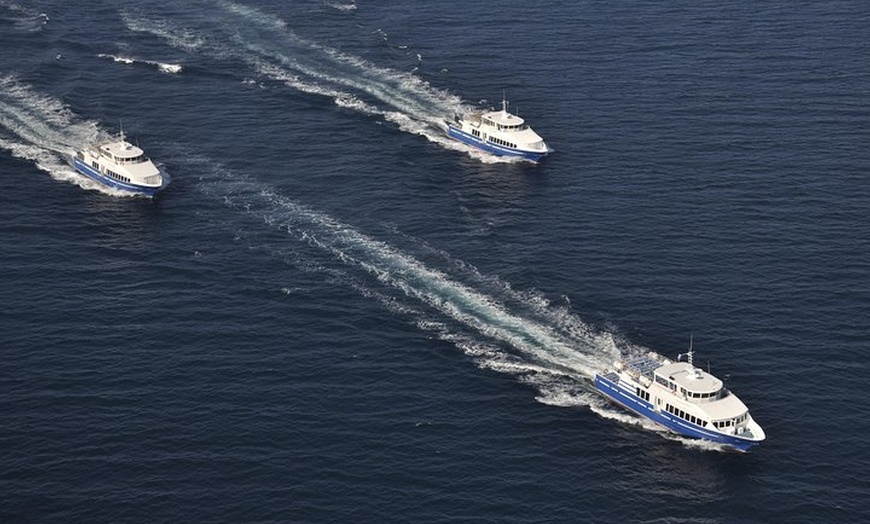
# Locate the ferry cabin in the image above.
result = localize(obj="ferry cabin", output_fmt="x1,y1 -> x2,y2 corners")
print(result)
446,98 -> 551,161
623,356 -> 752,435
74,138 -> 163,191
463,109 -> 548,153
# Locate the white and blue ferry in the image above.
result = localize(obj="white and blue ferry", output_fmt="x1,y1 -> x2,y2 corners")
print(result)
446,97 -> 552,162
72,131 -> 167,197
594,344 -> 765,451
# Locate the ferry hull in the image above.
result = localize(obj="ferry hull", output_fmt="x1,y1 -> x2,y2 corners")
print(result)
447,124 -> 548,163
594,374 -> 762,452
73,157 -> 164,197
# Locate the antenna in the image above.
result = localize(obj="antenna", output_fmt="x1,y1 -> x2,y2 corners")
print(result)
687,333 -> 694,367
502,90 -> 508,114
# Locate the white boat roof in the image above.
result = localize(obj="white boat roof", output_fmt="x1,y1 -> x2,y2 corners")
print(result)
100,139 -> 144,159
482,108 -> 525,127
656,361 -> 723,394
704,391 -> 749,420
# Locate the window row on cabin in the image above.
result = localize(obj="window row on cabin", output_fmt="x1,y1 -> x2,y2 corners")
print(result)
665,404 -> 705,427
713,413 -> 747,429
115,155 -> 146,164
655,374 -> 726,401
488,136 -> 518,149
106,170 -> 131,183
634,387 -> 650,402
682,387 -> 721,399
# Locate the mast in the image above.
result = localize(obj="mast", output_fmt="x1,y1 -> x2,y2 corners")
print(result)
502,90 -> 508,114
679,334 -> 695,367
687,334 -> 694,366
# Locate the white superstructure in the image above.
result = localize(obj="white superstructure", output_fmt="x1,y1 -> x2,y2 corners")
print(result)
595,346 -> 765,451
72,131 -> 166,196
447,97 -> 552,162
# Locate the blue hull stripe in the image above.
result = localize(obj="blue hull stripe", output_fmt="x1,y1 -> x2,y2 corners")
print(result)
447,125 -> 547,162
594,374 -> 760,451
73,158 -> 162,197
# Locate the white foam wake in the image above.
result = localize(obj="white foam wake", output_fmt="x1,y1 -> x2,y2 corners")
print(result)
0,1 -> 49,32
97,53 -> 183,74
182,154 -> 720,450
324,0 -> 356,11
0,75 -> 130,196
120,1 -> 517,163
194,163 -> 735,451
194,164 -> 619,407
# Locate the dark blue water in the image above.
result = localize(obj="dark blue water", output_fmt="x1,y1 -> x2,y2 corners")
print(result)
2,1 -> 869,522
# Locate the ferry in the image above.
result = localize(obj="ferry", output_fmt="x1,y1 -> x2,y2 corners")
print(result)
446,97 -> 552,162
72,130 -> 167,197
594,342 -> 765,451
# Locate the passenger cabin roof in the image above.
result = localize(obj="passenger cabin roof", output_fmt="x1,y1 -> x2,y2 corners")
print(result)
101,140 -> 144,159
656,362 -> 722,394
482,109 -> 526,127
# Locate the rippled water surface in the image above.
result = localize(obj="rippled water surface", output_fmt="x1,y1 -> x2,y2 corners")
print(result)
1,1 -> 869,522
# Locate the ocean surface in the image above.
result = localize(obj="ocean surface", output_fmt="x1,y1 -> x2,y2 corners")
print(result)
1,0 -> 869,522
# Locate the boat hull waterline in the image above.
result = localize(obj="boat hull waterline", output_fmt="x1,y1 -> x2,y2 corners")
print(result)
72,157 -> 165,197
594,350 -> 765,452
71,131 -> 167,197
446,97 -> 552,163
